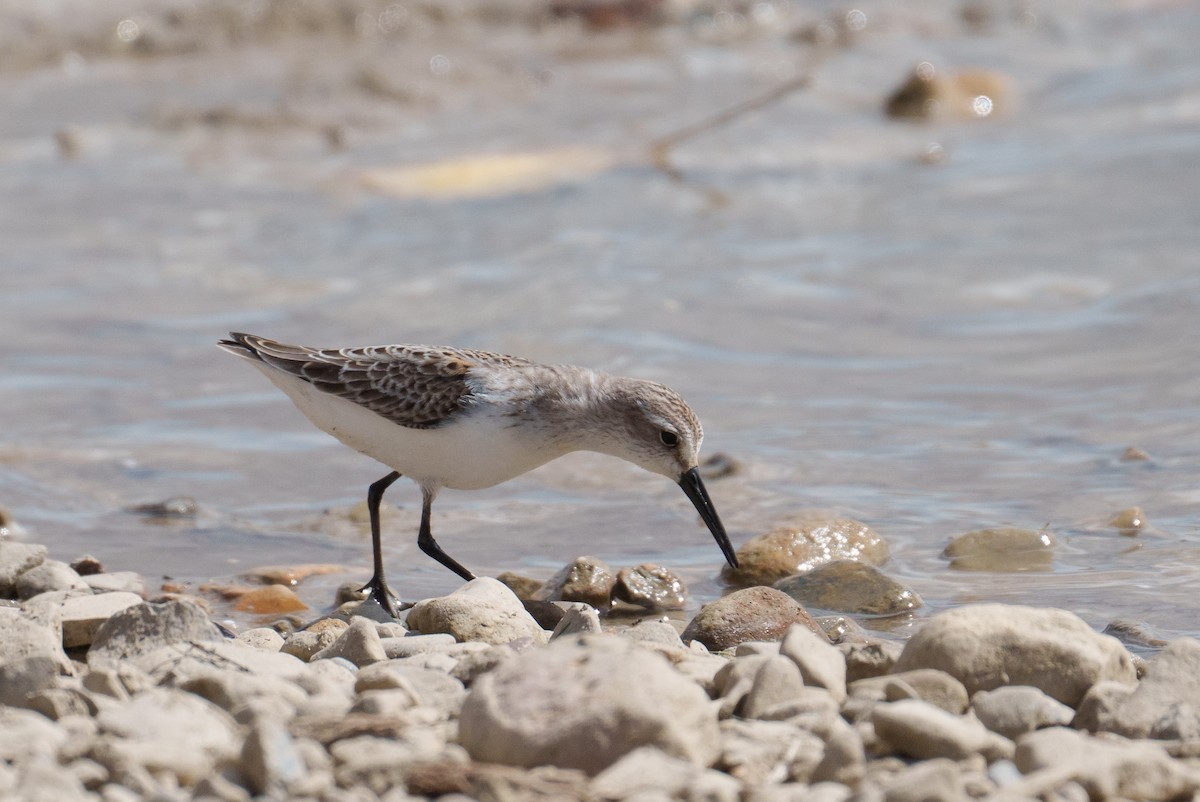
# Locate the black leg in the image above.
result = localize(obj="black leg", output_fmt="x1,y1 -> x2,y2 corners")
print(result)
417,486 -> 476,581
359,471 -> 401,616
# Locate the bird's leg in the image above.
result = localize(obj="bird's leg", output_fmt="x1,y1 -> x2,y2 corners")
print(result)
417,486 -> 477,582
359,470 -> 401,617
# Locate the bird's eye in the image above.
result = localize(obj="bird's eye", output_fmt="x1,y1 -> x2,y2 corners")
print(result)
659,431 -> 679,447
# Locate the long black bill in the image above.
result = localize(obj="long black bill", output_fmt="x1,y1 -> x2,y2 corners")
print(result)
679,467 -> 739,569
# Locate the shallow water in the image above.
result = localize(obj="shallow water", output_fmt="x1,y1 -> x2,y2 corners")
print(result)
2,0 -> 1198,634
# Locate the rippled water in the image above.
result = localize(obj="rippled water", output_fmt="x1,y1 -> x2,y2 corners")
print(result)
2,1 -> 1198,634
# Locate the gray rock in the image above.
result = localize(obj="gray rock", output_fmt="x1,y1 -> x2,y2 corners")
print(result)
850,669 -> 969,714
780,624 -> 847,702
355,663 -> 466,717
879,758 -> 964,802
1013,727 -> 1200,800
0,542 -> 47,597
459,634 -> 719,774
718,718 -> 823,785
25,686 -> 100,720
87,600 -> 222,668
16,559 -> 89,599
81,571 -> 146,596
0,707 -> 67,763
774,560 -> 922,616
407,577 -> 548,645
282,628 -> 340,661
235,627 -> 285,652
812,717 -> 866,786
842,640 -> 903,682
892,604 -> 1137,706
533,556 -> 617,611
612,564 -> 688,611
13,759 -> 90,802
0,608 -> 71,671
239,718 -> 308,797
380,633 -> 457,658
621,620 -> 684,648
60,591 -> 142,648
1072,680 -> 1135,732
312,616 -> 387,667
590,745 -> 740,801
740,655 -> 807,720
942,527 -> 1055,571
93,687 -> 240,785
0,655 -> 64,707
81,663 -> 150,700
870,699 -> 1014,761
1106,637 -> 1200,738
713,654 -> 771,718
550,602 -> 603,639
972,686 -> 1074,739
682,587 -> 826,652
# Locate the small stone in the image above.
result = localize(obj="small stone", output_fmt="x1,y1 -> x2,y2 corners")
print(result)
15,559 -> 89,599
354,663 -> 466,717
1109,507 -> 1147,536
407,577 -> 547,645
282,629 -> 340,662
1106,637 -> 1200,738
240,719 -> 308,797
0,654 -> 64,707
243,564 -> 346,585
884,64 -> 1012,120
612,564 -> 687,611
942,527 -> 1055,572
60,591 -> 143,648
236,627 -> 286,652
495,571 -> 544,600
0,609 -> 71,671
126,496 -> 199,519
682,586 -> 826,652
870,699 -> 1013,761
812,718 -> 866,786
774,560 -> 922,616
590,746 -> 740,801
82,572 -> 146,595
1072,680 -> 1136,733
697,451 -> 741,479
534,556 -> 617,610
850,669 -> 969,715
891,604 -> 1136,706
234,584 -> 308,614
622,620 -> 684,648
740,655 -> 808,719
459,634 -> 719,774
723,517 -> 888,586
70,555 -> 104,576
972,686 -> 1074,738
88,599 -> 223,668
878,758 -> 964,802
0,542 -> 47,597
720,718 -> 822,785
25,686 -> 99,719
1122,446 -> 1151,461
842,640 -> 903,682
312,616 -> 387,667
550,602 -> 603,639
1103,619 -> 1169,649
381,632 -> 457,658
780,623 -> 847,702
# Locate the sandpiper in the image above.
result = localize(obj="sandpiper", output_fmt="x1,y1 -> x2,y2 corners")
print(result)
217,332 -> 737,616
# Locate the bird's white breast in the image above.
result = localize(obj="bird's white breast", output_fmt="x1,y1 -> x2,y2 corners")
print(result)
252,364 -> 565,490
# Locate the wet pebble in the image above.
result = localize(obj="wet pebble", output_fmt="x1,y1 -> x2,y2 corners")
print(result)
942,526 -> 1056,572
774,560 -> 922,616
884,63 -> 1013,120
1109,506 -> 1147,536
697,451 -> 741,480
233,584 -> 309,614
495,571 -> 543,600
534,556 -> 617,610
723,517 -> 889,586
69,555 -> 104,576
612,563 -> 687,611
125,496 -> 199,519
1103,618 -> 1169,649
243,564 -> 346,586
681,586 -> 826,652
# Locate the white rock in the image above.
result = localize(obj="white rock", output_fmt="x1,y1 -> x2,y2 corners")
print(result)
459,634 -> 719,774
407,578 -> 547,645
87,600 -> 222,668
971,686 -> 1074,739
0,708 -> 68,763
780,624 -> 847,702
892,604 -> 1136,706
589,746 -> 741,801
0,608 -> 71,672
60,591 -> 142,648
81,571 -> 146,595
1107,638 -> 1200,738
0,655 -> 65,707
235,627 -> 285,652
550,602 -> 603,639
240,718 -> 308,797
740,655 -> 807,720
870,699 -> 1013,761
15,559 -> 88,599
94,687 -> 240,785
380,633 -> 457,658
312,617 -> 387,667
0,542 -> 47,596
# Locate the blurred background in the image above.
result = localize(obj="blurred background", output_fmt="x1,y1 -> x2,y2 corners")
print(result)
2,0 -> 1198,633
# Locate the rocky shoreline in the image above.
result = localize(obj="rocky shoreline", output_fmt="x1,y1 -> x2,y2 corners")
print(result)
3,533 -> 1200,802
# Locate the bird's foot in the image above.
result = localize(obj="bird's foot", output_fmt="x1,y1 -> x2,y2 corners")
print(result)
358,575 -> 400,619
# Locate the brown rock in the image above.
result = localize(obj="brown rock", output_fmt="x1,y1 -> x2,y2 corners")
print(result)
1109,507 -> 1146,536
681,587 -> 826,652
774,560 -> 921,615
942,527 -> 1055,572
612,564 -> 687,611
243,564 -> 346,586
234,585 -> 308,614
496,571 -> 544,600
885,62 -> 1012,120
723,517 -> 888,586
534,556 -> 616,610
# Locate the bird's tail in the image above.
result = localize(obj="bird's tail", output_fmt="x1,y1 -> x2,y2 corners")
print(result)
216,332 -> 265,361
